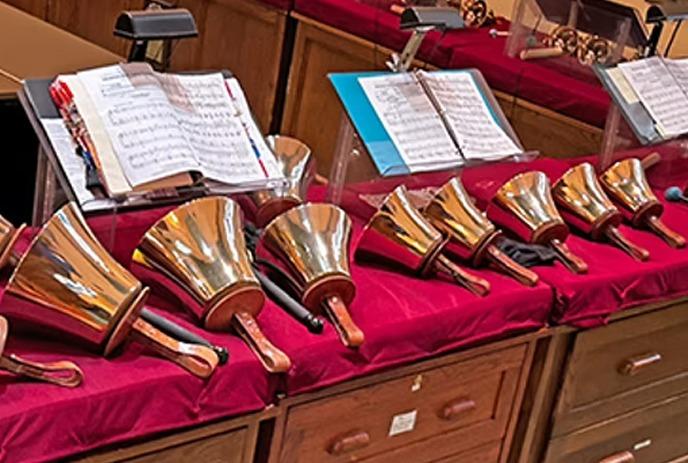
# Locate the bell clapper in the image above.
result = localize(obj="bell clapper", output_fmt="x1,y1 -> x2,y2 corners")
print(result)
130,318 -> 220,378
646,216 -> 686,249
324,295 -> 365,348
231,312 -> 292,373
435,254 -> 490,296
550,239 -> 588,274
485,244 -> 539,287
603,227 -> 650,262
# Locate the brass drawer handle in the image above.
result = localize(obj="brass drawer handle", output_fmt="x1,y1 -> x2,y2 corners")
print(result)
327,431 -> 370,455
440,397 -> 476,421
598,450 -> 635,463
619,352 -> 662,376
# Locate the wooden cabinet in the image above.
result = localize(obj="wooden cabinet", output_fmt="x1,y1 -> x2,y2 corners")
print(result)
1,0 -> 47,17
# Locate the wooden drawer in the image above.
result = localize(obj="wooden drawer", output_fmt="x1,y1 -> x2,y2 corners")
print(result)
544,392 -> 688,463
278,345 -> 527,463
430,441 -> 501,463
553,303 -> 688,436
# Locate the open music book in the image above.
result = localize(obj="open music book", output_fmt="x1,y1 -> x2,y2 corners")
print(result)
50,63 -> 282,197
331,69 -> 524,176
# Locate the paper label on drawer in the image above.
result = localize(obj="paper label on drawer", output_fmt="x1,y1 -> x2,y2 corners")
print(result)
388,410 -> 417,437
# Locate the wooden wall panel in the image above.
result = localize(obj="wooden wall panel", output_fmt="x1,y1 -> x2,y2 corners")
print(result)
1,0 -> 47,17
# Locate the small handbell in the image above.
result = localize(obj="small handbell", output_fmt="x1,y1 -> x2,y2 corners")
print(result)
553,163 -> 649,262
357,185 -> 490,296
132,197 -> 291,373
1,203 -> 218,379
490,171 -> 588,274
424,177 -> 539,287
601,158 -> 685,249
0,315 -> 83,388
262,203 -> 365,347
248,135 -> 313,228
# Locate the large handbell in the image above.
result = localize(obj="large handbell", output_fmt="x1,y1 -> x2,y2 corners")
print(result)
0,315 -> 83,388
132,197 -> 291,373
489,171 -> 588,274
553,162 -> 650,261
262,203 -> 365,347
1,203 -> 218,378
424,178 -> 539,287
356,185 -> 491,296
248,136 -> 313,228
600,158 -> 685,249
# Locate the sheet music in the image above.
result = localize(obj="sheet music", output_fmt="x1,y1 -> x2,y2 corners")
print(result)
665,58 -> 688,96
40,118 -> 96,205
619,57 -> 688,138
359,73 -> 461,173
420,71 -> 521,161
77,64 -> 199,187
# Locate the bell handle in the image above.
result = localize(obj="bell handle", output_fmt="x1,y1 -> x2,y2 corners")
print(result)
485,244 -> 539,287
131,318 -> 219,379
646,216 -> 686,249
604,227 -> 650,262
231,312 -> 292,373
641,151 -> 661,170
550,239 -> 588,274
436,254 -> 490,297
324,296 -> 365,348
0,354 -> 83,388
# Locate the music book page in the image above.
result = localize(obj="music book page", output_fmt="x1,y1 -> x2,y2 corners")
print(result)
619,57 -> 688,138
420,70 -> 521,161
359,73 -> 461,173
665,58 -> 688,97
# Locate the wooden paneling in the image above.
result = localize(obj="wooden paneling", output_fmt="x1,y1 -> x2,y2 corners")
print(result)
1,0 -> 47,17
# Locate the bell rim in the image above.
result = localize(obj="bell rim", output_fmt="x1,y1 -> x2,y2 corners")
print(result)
262,202 -> 350,237
496,170 -> 549,198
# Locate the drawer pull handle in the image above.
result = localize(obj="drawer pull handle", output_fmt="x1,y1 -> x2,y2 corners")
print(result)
598,450 -> 635,463
440,397 -> 476,420
327,431 -> 370,455
619,352 -> 662,376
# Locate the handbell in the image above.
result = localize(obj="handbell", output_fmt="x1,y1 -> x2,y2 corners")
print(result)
132,197 -> 291,373
553,163 -> 650,261
424,178 -> 539,287
1,203 -> 218,378
262,203 -> 365,347
489,171 -> 588,274
601,158 -> 685,249
0,214 -> 25,270
0,315 -> 83,388
248,136 -> 313,228
356,186 -> 491,296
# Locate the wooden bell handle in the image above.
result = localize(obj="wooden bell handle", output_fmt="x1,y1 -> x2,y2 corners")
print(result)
641,152 -> 661,170
619,352 -> 662,376
131,318 -> 219,379
604,227 -> 650,262
436,254 -> 491,296
232,312 -> 292,373
598,451 -> 635,463
440,397 -> 476,420
486,244 -> 539,287
0,354 -> 84,388
328,431 -> 371,455
324,296 -> 365,348
647,216 -> 686,249
520,47 -> 565,60
550,239 -> 588,274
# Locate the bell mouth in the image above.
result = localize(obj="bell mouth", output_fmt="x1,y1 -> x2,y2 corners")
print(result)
0,223 -> 25,270
302,274 -> 356,314
255,197 -> 302,229
204,283 -> 265,331
418,235 -> 448,276
103,285 -> 149,356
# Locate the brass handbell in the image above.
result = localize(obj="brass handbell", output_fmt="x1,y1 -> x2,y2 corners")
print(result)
553,162 -> 650,261
248,135 -> 313,228
600,158 -> 686,249
490,171 -> 588,274
356,185 -> 491,296
1,203 -> 218,378
0,315 -> 83,388
262,203 -> 365,347
0,214 -> 25,270
424,178 -> 539,287
132,197 -> 292,373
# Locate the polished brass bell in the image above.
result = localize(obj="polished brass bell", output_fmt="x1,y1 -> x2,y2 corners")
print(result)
132,196 -> 291,373
262,203 -> 365,347
248,136 -> 313,228
490,171 -> 588,274
1,202 -> 218,378
357,185 -> 490,296
601,158 -> 685,249
0,315 -> 83,388
553,162 -> 649,261
424,177 -> 539,286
